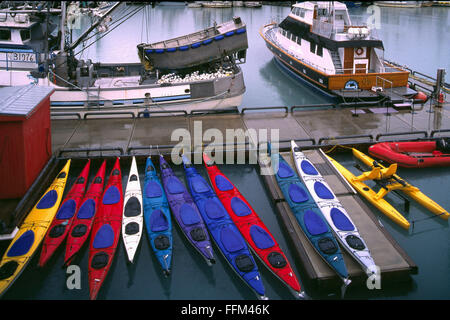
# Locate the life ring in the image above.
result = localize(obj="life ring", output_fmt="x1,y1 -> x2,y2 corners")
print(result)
355,47 -> 364,56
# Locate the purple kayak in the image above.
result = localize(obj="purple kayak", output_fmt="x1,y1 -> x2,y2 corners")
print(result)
159,156 -> 215,266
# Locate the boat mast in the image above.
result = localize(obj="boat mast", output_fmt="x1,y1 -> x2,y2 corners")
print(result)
60,1 -> 66,52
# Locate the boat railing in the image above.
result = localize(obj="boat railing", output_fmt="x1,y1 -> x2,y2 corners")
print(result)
311,18 -> 333,38
376,75 -> 393,93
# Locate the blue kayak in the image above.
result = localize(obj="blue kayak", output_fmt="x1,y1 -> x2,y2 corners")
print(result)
182,155 -> 267,300
143,157 -> 173,276
271,152 -> 350,285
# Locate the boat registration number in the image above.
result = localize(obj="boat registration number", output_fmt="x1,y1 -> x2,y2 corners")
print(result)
7,52 -> 36,62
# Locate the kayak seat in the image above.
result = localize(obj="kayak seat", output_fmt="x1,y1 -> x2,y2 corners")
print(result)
317,237 -> 338,254
330,208 -> 355,231
288,183 -> 309,203
125,222 -> 140,235
36,190 -> 58,209
91,251 -> 109,269
249,225 -> 275,249
76,177 -> 85,184
94,176 -> 103,184
267,251 -> 287,269
179,204 -> 201,226
190,227 -> 207,242
230,197 -> 252,217
92,224 -> 115,249
112,169 -> 120,176
215,175 -> 234,191
77,199 -> 96,219
129,174 -> 138,182
49,224 -> 66,238
71,224 -> 88,237
166,177 -> 185,194
235,254 -> 255,272
149,209 -> 169,232
0,261 -> 19,280
103,186 -> 121,205
124,197 -> 141,217
346,235 -> 366,250
301,160 -> 319,175
7,230 -> 35,257
220,225 -> 245,253
204,199 -> 226,220
154,235 -> 170,250
145,181 -> 163,198
56,199 -> 77,219
57,172 -> 67,179
277,160 -> 295,178
303,210 -> 328,236
191,176 -> 210,193
314,181 -> 334,200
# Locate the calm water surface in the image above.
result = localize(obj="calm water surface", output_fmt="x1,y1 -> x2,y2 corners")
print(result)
2,4 -> 449,300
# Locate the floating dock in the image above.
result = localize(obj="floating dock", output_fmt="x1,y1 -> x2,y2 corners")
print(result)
259,149 -> 418,289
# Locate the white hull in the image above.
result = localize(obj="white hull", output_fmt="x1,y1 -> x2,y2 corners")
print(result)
122,156 -> 144,263
291,141 -> 377,276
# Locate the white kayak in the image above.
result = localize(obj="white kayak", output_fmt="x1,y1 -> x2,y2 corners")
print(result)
122,156 -> 144,263
290,141 -> 377,276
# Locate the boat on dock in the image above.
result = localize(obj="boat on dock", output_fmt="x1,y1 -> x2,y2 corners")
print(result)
327,149 -> 450,230
259,1 -> 417,105
290,141 -> 377,276
269,150 -> 350,292
368,139 -> 450,168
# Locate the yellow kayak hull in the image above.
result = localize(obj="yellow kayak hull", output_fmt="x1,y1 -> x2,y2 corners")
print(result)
326,155 -> 411,230
0,160 -> 71,297
352,148 -> 449,221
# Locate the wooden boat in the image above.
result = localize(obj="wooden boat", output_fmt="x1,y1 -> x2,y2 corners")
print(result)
368,139 -> 450,168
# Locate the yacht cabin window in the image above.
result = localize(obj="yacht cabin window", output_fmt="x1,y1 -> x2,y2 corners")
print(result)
0,29 -> 11,41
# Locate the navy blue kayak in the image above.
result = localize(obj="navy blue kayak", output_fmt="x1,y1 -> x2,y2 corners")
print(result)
271,151 -> 350,286
143,157 -> 173,276
182,155 -> 267,300
159,156 -> 215,266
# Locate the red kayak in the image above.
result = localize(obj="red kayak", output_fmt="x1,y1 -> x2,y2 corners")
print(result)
368,138 -> 450,168
202,153 -> 303,297
38,160 -> 90,267
88,158 -> 123,300
64,160 -> 106,266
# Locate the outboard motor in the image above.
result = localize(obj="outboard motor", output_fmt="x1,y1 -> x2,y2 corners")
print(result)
76,59 -> 94,88
436,138 -> 450,153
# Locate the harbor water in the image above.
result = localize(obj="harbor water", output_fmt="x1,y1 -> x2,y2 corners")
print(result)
1,3 -> 450,300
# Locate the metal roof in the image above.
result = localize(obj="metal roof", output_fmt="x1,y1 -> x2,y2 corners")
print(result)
0,84 -> 54,117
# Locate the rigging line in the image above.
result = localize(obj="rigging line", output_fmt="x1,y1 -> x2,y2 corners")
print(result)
80,4 -> 143,46
73,5 -> 144,58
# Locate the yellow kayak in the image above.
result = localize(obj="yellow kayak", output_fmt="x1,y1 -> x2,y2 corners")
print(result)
0,160 -> 71,297
326,154 -> 411,230
352,148 -> 449,221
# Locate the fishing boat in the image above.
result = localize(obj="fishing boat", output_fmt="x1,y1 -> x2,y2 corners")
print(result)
374,1 -> 422,8
201,1 -> 233,8
1,4 -> 248,115
290,141 -> 377,276
259,1 -> 417,104
269,151 -> 350,292
159,156 -> 215,266
203,153 -> 303,300
121,156 -> 143,263
182,155 -> 267,299
38,160 -> 90,267
88,157 -> 123,300
64,160 -> 106,266
368,139 -> 450,168
0,160 -> 70,297
327,149 -> 450,230
142,157 -> 173,276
